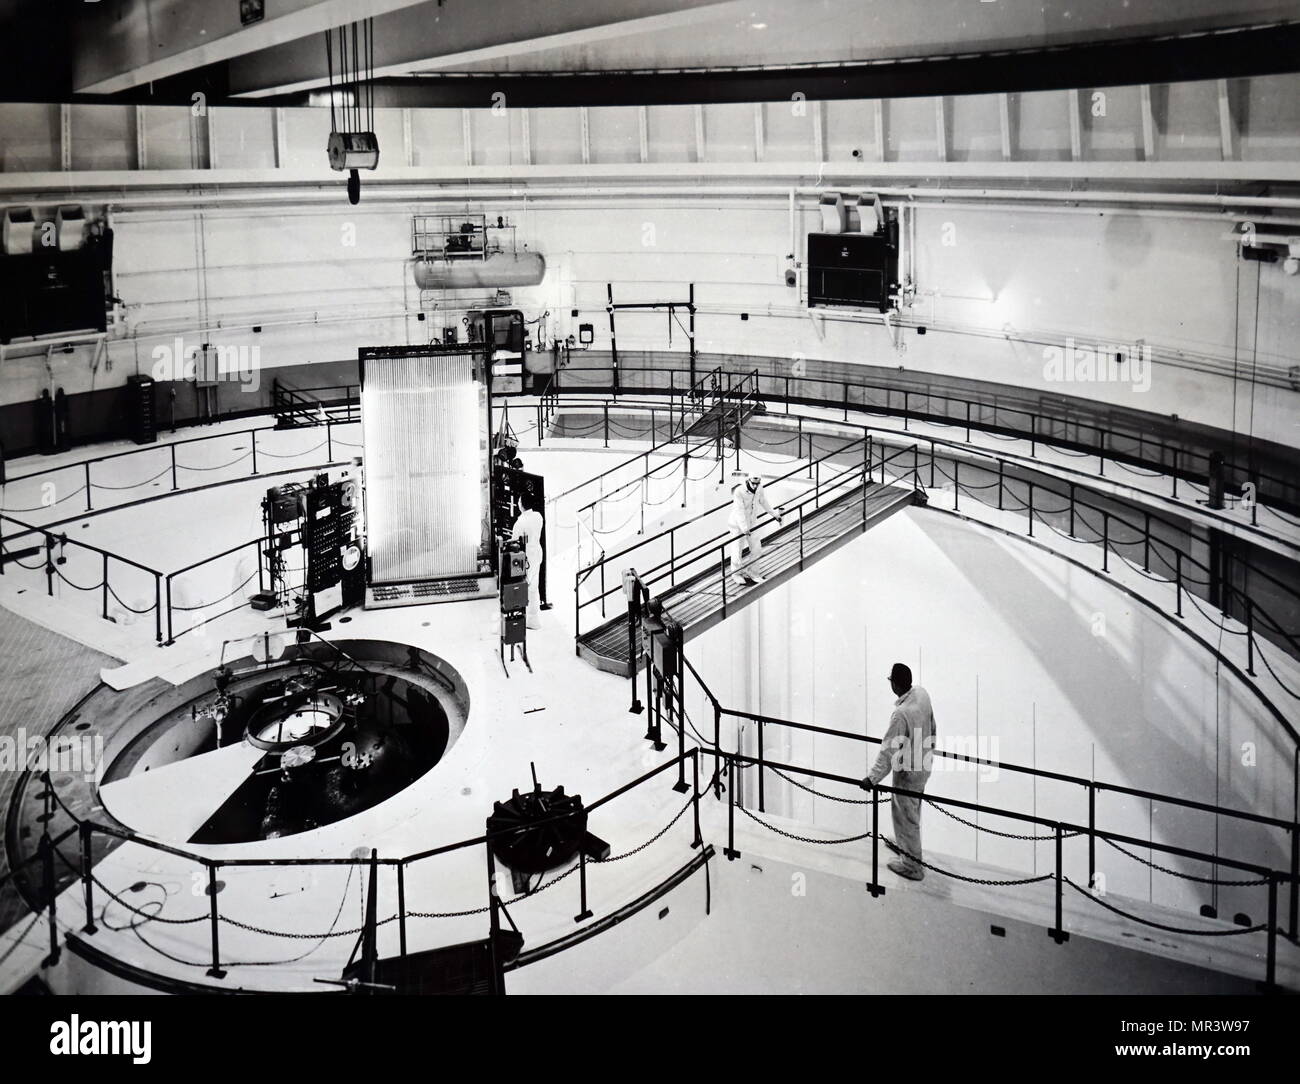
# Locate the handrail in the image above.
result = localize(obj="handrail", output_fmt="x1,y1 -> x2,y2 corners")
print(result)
549,361 -> 1299,517
19,741 -> 706,986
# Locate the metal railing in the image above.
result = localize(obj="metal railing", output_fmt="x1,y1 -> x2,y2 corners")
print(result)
574,430 -> 923,642
647,603 -> 1300,990
11,737 -> 708,992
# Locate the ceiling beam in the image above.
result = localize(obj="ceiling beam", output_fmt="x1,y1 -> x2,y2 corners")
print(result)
227,0 -> 747,99
73,0 -> 434,95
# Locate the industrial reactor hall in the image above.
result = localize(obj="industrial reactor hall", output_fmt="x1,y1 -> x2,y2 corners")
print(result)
0,1 -> 1298,1006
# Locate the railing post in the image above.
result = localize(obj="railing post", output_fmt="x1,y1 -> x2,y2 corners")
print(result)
1028,483 -> 1034,538
757,720 -> 766,813
965,399 -> 971,442
953,460 -> 960,512
1287,823 -> 1298,943
1101,512 -> 1109,572
397,861 -> 408,959
867,784 -> 885,897
843,382 -> 849,422
206,863 -> 226,978
998,461 -> 1005,511
1087,783 -> 1096,891
44,533 -> 54,596
165,574 -> 175,644
100,553 -> 109,619
575,848 -> 593,922
326,420 -> 333,461
1143,512 -> 1151,572
713,703 -> 723,799
903,389 -> 909,431
724,755 -> 740,860
691,750 -> 703,847
720,542 -> 727,617
1049,824 -> 1069,943
1171,446 -> 1179,498
1068,483 -> 1075,536
669,532 -> 675,587
84,460 -> 93,512
170,443 -> 178,490
1175,550 -> 1183,617
154,574 -> 163,643
251,429 -> 258,476
40,832 -> 60,966
1264,875 -> 1278,991
80,821 -> 97,934
603,403 -> 609,448
1246,599 -> 1255,676
599,563 -> 606,619
1098,428 -> 1105,478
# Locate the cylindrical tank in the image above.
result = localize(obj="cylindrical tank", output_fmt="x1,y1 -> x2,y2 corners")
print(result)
412,251 -> 546,290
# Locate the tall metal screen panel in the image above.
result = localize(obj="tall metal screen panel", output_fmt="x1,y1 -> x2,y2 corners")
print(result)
360,348 -> 488,585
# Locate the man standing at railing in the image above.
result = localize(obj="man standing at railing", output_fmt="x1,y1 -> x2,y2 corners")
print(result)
729,472 -> 782,585
863,663 -> 936,881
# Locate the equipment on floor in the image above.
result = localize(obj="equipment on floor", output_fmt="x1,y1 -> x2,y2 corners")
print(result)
261,469 -> 364,629
125,373 -> 157,445
486,764 -> 610,895
498,537 -> 531,675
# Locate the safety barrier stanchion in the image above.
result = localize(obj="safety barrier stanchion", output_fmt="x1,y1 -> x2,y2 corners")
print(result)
397,861 -> 408,958
486,845 -> 504,995
691,750 -> 703,847
80,821 -> 97,934
724,756 -> 740,860
1264,876 -> 1278,991
1102,512 -> 1109,572
1289,815 -> 1299,942
84,461 -> 93,512
1175,550 -> 1183,617
1087,783 -> 1096,890
575,848 -> 592,922
100,553 -> 109,619
1246,600 -> 1256,676
867,784 -> 885,897
713,704 -> 723,799
757,720 -> 766,813
999,461 -> 1005,511
1028,483 -> 1035,538
251,430 -> 258,475
206,863 -> 226,978
674,681 -> 689,792
1049,825 -> 1069,944
1068,483 -> 1074,534
954,461 -> 960,512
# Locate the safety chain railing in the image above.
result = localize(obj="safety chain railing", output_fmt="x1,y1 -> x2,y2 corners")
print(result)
13,743 -> 708,992
628,598 -> 1300,991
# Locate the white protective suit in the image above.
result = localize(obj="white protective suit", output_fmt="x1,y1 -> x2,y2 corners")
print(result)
728,479 -> 780,576
511,506 -> 545,629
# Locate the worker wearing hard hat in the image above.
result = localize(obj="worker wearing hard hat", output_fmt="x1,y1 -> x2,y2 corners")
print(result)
728,472 -> 783,585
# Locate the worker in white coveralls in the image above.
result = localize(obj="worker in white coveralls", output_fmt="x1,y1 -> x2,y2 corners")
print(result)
863,663 -> 936,881
511,493 -> 545,630
728,472 -> 783,585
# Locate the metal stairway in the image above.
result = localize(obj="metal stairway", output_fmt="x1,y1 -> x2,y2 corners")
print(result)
576,480 -> 919,675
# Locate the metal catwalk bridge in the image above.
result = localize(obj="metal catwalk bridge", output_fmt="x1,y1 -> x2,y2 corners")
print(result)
576,464 -> 920,674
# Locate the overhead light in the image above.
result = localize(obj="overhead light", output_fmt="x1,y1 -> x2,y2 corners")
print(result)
750,22 -> 767,29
